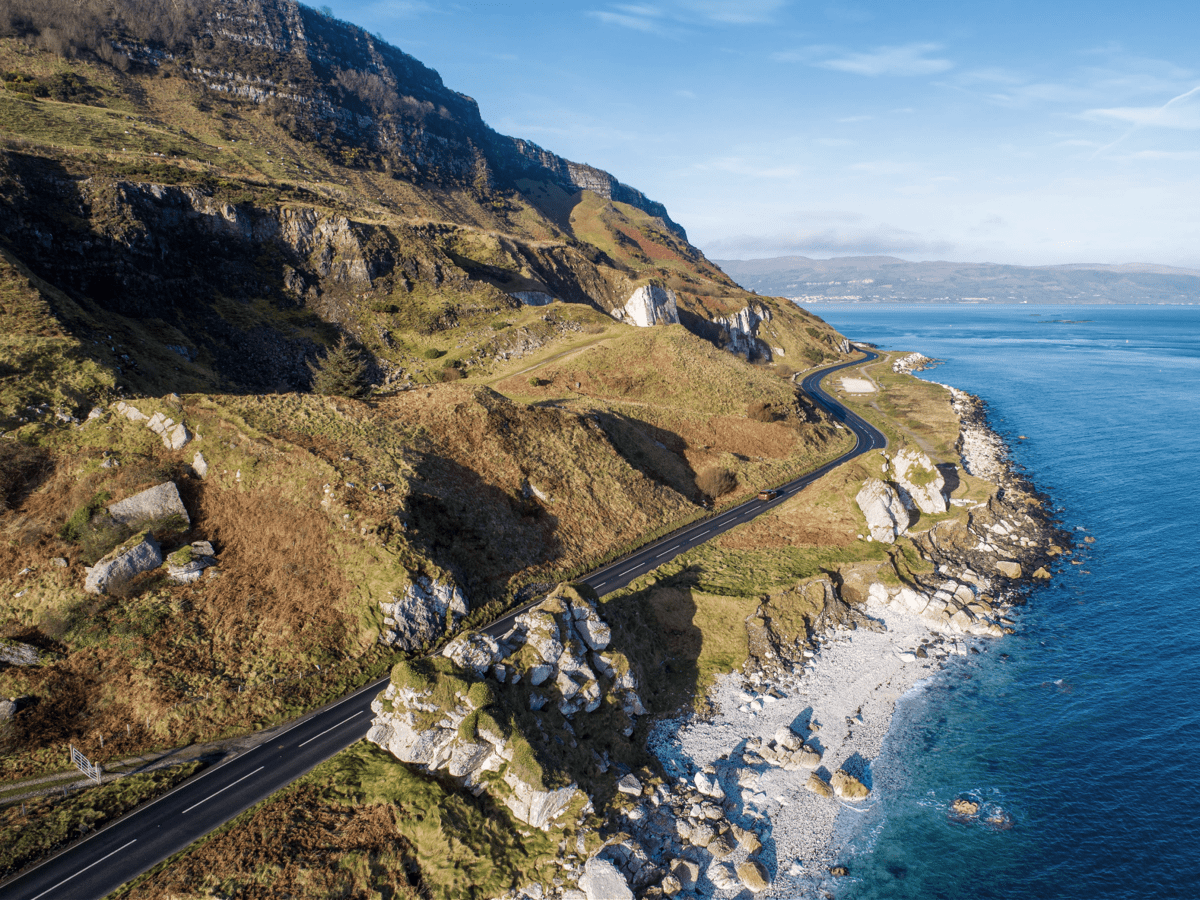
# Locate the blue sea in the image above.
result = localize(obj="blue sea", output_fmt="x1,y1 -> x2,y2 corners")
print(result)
808,304 -> 1200,899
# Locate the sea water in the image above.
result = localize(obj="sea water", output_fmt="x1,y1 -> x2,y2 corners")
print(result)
807,305 -> 1200,899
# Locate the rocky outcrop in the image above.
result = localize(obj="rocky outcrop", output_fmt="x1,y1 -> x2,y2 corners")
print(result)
890,447 -> 948,514
736,860 -> 770,892
612,285 -> 680,328
831,768 -> 870,800
893,352 -> 935,374
166,541 -> 217,584
107,482 -> 191,529
368,584 -> 639,830
856,479 -> 909,543
113,402 -> 194,451
84,533 -> 162,595
510,291 -> 554,306
0,640 -> 49,667
378,576 -> 468,650
716,303 -> 772,359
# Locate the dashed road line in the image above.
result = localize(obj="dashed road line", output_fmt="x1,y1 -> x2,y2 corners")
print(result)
298,712 -> 364,748
29,840 -> 137,900
182,766 -> 265,815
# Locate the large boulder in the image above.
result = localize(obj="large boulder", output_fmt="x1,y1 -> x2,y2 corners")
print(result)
614,285 -> 680,327
831,768 -> 870,800
0,640 -> 47,666
442,632 -> 500,676
107,482 -> 190,528
891,448 -> 948,514
379,576 -> 468,650
84,534 -> 162,594
736,860 -> 770,892
579,857 -> 634,900
856,479 -> 909,543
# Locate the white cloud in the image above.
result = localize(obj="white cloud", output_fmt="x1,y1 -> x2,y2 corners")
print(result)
679,0 -> 788,24
817,43 -> 952,77
587,8 -> 669,34
1084,104 -> 1200,129
1119,149 -> 1200,160
587,0 -> 785,32
704,223 -> 956,258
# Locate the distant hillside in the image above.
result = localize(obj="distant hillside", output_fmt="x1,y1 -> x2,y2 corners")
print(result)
714,256 -> 1200,304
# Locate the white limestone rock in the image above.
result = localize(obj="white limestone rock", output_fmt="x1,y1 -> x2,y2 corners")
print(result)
84,535 -> 162,595
192,451 -> 209,479
107,482 -> 190,528
614,285 -> 680,327
856,479 -> 908,543
378,576 -> 468,650
510,291 -> 554,306
716,303 -> 772,359
579,857 -> 634,900
442,632 -> 501,676
892,447 -> 948,514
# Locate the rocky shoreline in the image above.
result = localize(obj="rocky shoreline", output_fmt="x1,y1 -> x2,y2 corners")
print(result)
363,364 -> 1067,900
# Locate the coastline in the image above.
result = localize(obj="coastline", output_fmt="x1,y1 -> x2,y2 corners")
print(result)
631,356 -> 1066,898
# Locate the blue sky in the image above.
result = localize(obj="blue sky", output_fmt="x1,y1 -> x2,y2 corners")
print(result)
319,1 -> 1200,267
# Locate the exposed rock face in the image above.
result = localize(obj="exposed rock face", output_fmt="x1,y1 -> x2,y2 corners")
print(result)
613,285 -> 680,328
378,576 -> 468,650
368,584 -> 638,829
996,560 -> 1022,579
716,303 -> 772,359
0,699 -> 15,722
84,535 -> 162,595
0,640 -> 47,667
510,290 -> 554,306
856,479 -> 909,543
891,448 -> 948,514
107,482 -> 190,529
167,541 -> 218,584
578,857 -> 634,900
192,451 -> 209,479
114,402 -> 194,451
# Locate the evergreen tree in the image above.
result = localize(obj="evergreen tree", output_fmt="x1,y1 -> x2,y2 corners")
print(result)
307,336 -> 368,397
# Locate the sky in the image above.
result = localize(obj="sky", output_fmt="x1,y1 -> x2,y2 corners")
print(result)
317,0 -> 1200,268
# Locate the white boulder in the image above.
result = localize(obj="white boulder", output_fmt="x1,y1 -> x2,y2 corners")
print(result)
579,857 -> 634,900
614,285 -> 680,327
856,479 -> 909,543
108,482 -> 190,528
379,577 -> 468,650
84,535 -> 162,594
892,448 -> 948,514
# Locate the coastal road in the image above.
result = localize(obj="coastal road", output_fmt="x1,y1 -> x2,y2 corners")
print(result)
0,350 -> 886,900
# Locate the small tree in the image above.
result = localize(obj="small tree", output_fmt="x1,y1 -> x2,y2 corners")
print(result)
308,336 -> 368,398
696,466 -> 738,500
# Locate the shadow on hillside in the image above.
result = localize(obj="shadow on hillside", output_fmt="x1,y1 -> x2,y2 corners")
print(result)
591,411 -> 702,502
405,453 -> 561,605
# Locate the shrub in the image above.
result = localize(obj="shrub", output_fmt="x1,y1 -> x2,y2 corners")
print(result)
696,466 -> 737,499
440,367 -> 463,382
59,491 -> 111,543
422,348 -> 444,360
307,337 -> 368,398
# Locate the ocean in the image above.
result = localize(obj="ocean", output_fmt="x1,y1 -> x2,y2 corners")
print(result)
808,304 -> 1200,899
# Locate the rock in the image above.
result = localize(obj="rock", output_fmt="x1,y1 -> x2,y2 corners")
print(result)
190,540 -> 215,557
709,864 -> 738,890
694,771 -> 724,799
806,772 -> 835,801
107,482 -> 190,528
708,832 -> 737,859
830,769 -> 870,800
735,860 -> 770,892
529,664 -> 554,686
442,632 -> 501,675
716,303 -> 772,358
660,873 -> 681,895
163,422 -> 192,450
950,797 -> 980,818
378,576 -> 468,650
510,290 -> 554,306
114,401 -> 148,423
775,727 -> 803,751
0,699 -> 15,722
984,807 -> 1016,830
576,615 -> 611,651
614,285 -> 680,328
617,773 -> 643,796
735,828 -> 762,854
502,775 -> 584,830
891,448 -> 948,514
192,451 -> 209,479
84,535 -> 162,595
830,866 -> 850,877
1032,566 -> 1051,580
168,559 -> 209,584
689,822 -> 715,848
670,859 -> 699,887
856,479 -> 908,543
579,857 -> 634,900
995,560 -> 1022,579
0,641 -> 46,666
50,557 -> 68,568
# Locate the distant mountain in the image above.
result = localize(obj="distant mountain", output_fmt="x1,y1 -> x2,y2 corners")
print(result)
713,256 -> 1200,304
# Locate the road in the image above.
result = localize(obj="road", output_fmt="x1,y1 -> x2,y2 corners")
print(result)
0,350 -> 885,900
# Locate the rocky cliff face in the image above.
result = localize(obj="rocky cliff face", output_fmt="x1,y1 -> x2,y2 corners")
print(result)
612,284 -> 680,328
716,303 -> 773,360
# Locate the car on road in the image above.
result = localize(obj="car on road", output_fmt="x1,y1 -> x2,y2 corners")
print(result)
756,489 -> 780,501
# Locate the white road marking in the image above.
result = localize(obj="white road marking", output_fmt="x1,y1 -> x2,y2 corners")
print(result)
298,711 -> 364,748
618,566 -> 640,578
30,839 -> 137,900
656,545 -> 681,558
182,766 -> 265,815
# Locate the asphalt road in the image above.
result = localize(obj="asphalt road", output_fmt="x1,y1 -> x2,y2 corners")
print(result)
0,349 -> 885,900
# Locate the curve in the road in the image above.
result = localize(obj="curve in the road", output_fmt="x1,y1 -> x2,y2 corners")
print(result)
0,349 -> 886,900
